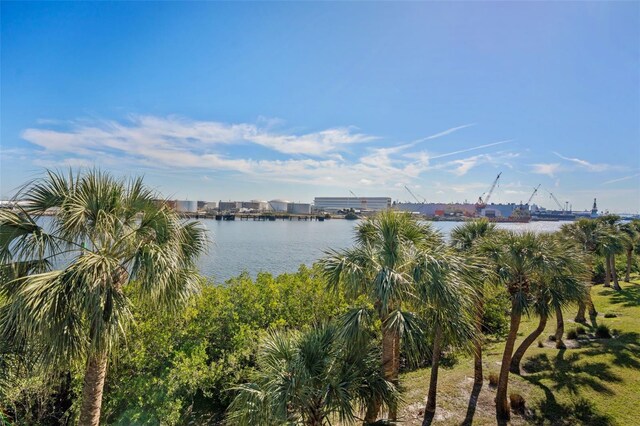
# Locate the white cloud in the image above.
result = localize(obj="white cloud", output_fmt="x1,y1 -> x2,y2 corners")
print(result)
531,163 -> 561,177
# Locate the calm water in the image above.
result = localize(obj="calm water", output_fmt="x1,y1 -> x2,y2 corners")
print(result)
198,219 -> 565,282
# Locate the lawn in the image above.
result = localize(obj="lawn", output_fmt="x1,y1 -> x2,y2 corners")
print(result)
397,277 -> 640,425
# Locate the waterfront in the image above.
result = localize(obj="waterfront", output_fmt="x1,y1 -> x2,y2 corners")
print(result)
198,219 -> 566,282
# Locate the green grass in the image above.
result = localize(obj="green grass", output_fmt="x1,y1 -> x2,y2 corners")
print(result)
398,277 -> 640,425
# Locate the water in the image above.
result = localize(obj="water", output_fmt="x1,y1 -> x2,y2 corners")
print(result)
198,219 -> 566,282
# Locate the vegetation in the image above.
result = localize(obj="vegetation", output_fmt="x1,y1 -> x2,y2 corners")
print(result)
1,172 -> 639,425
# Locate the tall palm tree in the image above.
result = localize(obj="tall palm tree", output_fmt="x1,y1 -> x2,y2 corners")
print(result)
509,239 -> 588,372
450,219 -> 497,386
561,219 -> 603,322
227,324 -> 397,426
0,170 -> 207,426
620,220 -> 640,282
412,243 -> 476,422
321,210 -> 437,423
481,231 -> 563,422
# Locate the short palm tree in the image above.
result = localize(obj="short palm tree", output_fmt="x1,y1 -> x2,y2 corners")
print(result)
599,224 -> 625,290
320,210 -> 438,422
509,239 -> 588,372
620,220 -> 640,282
226,324 -> 397,426
450,219 -> 497,385
481,231 -> 563,422
0,170 -> 207,425
561,219 -> 603,322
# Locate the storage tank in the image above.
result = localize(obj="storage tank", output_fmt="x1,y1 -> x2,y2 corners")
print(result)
175,200 -> 198,213
269,199 -> 289,212
287,203 -> 311,214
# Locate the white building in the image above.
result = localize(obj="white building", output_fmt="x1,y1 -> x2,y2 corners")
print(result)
314,197 -> 391,212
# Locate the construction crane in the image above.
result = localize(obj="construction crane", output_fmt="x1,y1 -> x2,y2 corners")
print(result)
526,184 -> 541,205
404,186 -> 425,204
476,172 -> 502,210
349,190 -> 359,208
543,189 -> 565,211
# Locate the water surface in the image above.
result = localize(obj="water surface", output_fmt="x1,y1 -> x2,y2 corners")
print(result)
198,219 -> 565,282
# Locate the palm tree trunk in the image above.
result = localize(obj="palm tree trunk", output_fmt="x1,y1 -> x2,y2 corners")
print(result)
611,255 -> 621,290
379,325 -> 396,422
78,351 -> 108,426
554,305 -> 565,349
587,286 -> 597,317
424,325 -> 443,416
625,248 -> 632,282
496,298 -> 522,422
473,297 -> 484,385
575,300 -> 587,323
510,313 -> 547,374
604,255 -> 611,287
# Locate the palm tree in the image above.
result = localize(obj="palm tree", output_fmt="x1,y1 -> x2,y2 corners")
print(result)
0,170 -> 207,425
561,219 -> 603,322
412,243 -> 476,422
509,238 -> 588,373
481,231 -> 563,423
321,210 -> 437,422
450,219 -> 497,386
599,224 -> 625,291
226,324 -> 397,426
619,221 -> 639,282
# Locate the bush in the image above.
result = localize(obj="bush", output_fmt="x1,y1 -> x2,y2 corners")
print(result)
604,313 -> 617,318
567,329 -> 578,340
595,324 -> 612,339
488,372 -> 499,387
510,393 -> 526,414
548,335 -> 557,342
537,340 -> 544,348
481,288 -> 510,337
576,326 -> 587,335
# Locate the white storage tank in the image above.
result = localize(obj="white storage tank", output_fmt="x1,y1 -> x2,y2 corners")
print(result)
269,199 -> 289,212
175,200 -> 198,213
287,203 -> 311,214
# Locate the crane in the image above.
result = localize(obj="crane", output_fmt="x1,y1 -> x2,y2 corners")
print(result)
348,190 -> 362,211
526,184 -> 541,205
476,172 -> 502,210
404,186 -> 425,204
543,189 -> 565,211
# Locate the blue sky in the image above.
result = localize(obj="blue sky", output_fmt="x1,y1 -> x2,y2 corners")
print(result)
2,2 -> 639,212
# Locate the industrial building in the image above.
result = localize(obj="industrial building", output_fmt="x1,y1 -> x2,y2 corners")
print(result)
314,197 -> 392,212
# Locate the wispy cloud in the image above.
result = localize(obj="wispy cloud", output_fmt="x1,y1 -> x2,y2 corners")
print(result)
22,115 -> 376,158
553,152 -> 625,172
602,172 -> 640,185
531,163 -> 561,177
18,115 -> 522,194
430,139 -> 513,160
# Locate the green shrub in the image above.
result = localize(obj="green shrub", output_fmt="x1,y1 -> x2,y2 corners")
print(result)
537,340 -> 544,348
567,329 -> 578,340
595,324 -> 612,339
548,335 -> 557,342
481,287 -> 510,337
576,326 -> 586,335
604,312 -> 617,318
